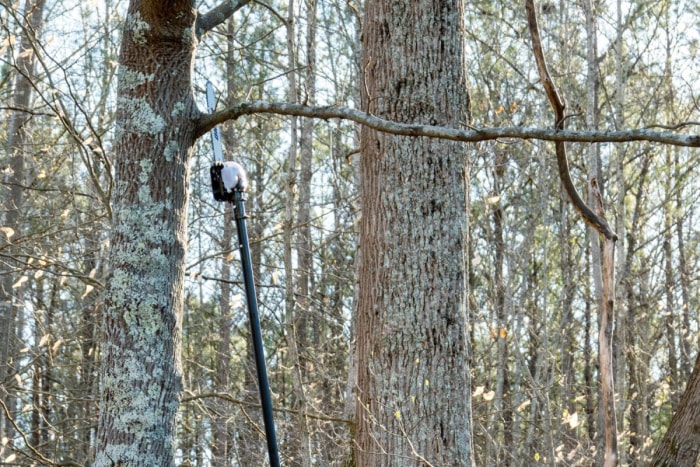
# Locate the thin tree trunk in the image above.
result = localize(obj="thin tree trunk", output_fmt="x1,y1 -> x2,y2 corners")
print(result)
0,0 -> 45,441
283,3 -> 313,464
527,1 -> 618,463
492,149 -> 512,465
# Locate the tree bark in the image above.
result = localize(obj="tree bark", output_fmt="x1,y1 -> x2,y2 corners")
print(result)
651,353 -> 700,467
354,0 -> 473,464
95,2 -> 200,464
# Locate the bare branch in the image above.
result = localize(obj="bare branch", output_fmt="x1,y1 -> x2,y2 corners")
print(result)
525,0 -> 617,241
196,0 -> 252,37
194,100 -> 700,148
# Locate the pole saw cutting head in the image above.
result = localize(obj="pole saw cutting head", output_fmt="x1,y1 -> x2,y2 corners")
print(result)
206,81 -> 249,202
211,161 -> 249,201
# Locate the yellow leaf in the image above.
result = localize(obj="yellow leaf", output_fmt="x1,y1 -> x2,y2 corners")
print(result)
486,195 -> 501,205
82,285 -> 94,298
568,412 -> 580,429
534,452 -> 540,461
51,339 -> 63,354
394,410 -> 401,420
472,385 -> 484,397
34,270 -> 44,280
0,226 -> 15,240
483,390 -> 495,401
499,328 -> 507,339
39,334 -> 50,347
495,105 -> 504,114
12,276 -> 28,288
517,399 -> 531,412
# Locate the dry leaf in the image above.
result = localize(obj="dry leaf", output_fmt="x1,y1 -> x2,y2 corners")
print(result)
39,334 -> 50,347
517,399 -> 531,412
0,226 -> 15,240
12,276 -> 28,288
82,284 -> 94,298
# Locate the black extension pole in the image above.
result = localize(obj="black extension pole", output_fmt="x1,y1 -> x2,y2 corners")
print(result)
232,190 -> 281,467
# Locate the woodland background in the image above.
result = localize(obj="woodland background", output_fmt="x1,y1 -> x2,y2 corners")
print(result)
1,0 -> 700,465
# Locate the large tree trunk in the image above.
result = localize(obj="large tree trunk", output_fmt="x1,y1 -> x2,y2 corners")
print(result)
95,2 -> 199,464
354,0 -> 473,465
651,353 -> 700,467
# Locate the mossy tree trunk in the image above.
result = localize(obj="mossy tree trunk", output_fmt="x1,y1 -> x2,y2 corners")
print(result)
95,2 -> 200,465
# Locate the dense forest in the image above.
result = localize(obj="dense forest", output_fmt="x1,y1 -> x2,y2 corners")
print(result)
1,0 -> 700,465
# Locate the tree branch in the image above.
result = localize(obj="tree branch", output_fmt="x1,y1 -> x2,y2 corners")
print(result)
196,0 -> 252,37
525,0 -> 617,241
194,100 -> 700,149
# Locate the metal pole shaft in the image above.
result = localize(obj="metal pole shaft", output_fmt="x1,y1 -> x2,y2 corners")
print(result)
233,191 -> 280,467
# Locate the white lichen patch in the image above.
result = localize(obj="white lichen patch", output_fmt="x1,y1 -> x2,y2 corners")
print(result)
182,27 -> 194,45
164,140 -> 179,162
118,96 -> 165,135
127,11 -> 151,45
119,67 -> 154,91
170,102 -> 186,118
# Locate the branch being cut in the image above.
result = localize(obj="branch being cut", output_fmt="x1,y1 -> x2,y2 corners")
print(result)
196,0 -> 252,37
194,100 -> 700,150
525,0 -> 617,241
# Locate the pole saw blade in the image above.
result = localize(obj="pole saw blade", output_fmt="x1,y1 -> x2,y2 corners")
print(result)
206,81 -> 224,162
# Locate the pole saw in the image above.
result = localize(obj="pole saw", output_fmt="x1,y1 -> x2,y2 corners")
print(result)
206,81 -> 281,467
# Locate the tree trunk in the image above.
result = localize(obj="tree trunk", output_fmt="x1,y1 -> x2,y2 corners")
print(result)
0,0 -> 45,441
355,0 -> 473,464
95,2 -> 199,464
651,353 -> 700,467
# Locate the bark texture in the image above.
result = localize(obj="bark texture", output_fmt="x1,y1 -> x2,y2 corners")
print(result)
355,0 -> 472,465
651,353 -> 700,467
95,1 -> 199,465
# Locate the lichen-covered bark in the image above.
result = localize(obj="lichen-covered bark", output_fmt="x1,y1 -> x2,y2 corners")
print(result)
355,0 -> 473,465
95,1 -> 199,465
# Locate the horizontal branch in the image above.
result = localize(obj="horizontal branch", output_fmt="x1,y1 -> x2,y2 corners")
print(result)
196,0 -> 252,37
195,100 -> 700,148
182,391 -> 352,425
